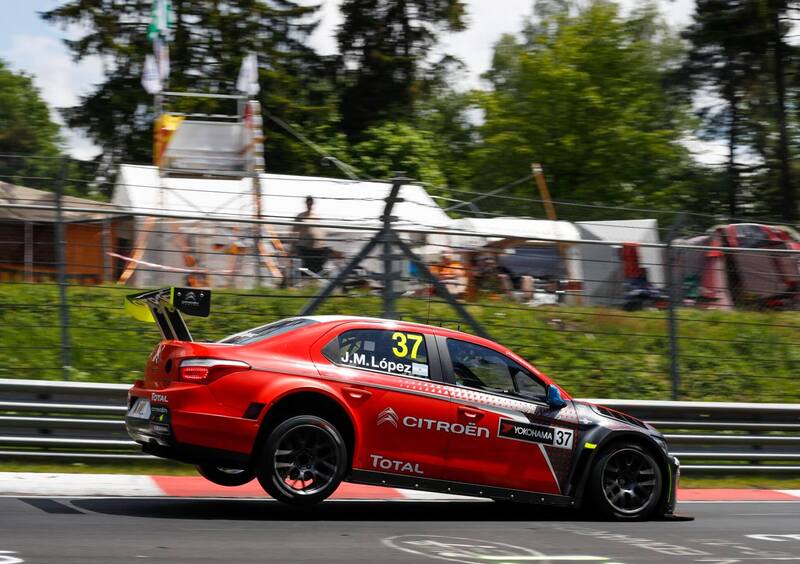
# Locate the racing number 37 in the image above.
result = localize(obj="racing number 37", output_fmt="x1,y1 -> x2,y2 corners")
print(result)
392,332 -> 423,359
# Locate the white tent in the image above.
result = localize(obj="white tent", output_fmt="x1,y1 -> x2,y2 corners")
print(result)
112,164 -> 453,288
450,216 -> 663,306
451,217 -> 584,299
576,220 -> 664,306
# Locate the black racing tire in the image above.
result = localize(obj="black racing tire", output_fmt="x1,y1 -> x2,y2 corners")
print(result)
257,415 -> 347,507
196,464 -> 255,487
587,443 -> 663,521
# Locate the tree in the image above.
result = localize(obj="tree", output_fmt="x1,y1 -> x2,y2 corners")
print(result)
347,121 -> 447,187
415,57 -> 477,192
762,0 -> 795,221
336,0 -> 467,139
470,1 -> 693,218
0,59 -> 62,187
682,0 -> 798,221
42,0 -> 338,177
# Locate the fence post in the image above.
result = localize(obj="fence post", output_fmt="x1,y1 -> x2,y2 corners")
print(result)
665,212 -> 686,400
381,178 -> 404,320
54,156 -> 72,378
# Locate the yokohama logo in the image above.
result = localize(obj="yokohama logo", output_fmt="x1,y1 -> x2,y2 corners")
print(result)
498,419 -> 554,445
377,407 -> 399,428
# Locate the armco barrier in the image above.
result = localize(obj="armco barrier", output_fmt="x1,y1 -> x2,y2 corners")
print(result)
1,379 -> 798,473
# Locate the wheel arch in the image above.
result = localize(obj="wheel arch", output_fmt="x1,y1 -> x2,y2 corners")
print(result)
569,429 -> 671,510
250,386 -> 358,472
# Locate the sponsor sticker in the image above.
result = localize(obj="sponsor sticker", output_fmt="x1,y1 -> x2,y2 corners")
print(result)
180,290 -> 200,307
376,407 -> 491,439
376,407 -> 399,428
127,398 -> 151,420
370,454 -> 424,475
498,418 -> 574,449
412,362 -> 429,377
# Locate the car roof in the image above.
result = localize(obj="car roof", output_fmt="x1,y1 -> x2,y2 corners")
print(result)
301,315 -> 500,348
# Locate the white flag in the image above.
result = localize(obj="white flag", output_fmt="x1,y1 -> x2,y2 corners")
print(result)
141,54 -> 162,94
236,52 -> 260,96
154,38 -> 170,81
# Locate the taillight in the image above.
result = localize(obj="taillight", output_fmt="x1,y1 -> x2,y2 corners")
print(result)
179,358 -> 250,383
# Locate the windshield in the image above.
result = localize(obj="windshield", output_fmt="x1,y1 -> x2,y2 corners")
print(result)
218,318 -> 317,345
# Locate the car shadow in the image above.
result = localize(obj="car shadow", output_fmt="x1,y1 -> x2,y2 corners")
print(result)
70,498 -> 604,522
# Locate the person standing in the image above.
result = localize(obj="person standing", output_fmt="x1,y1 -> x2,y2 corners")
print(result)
292,196 -> 328,274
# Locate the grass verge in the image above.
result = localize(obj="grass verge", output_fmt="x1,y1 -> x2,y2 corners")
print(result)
1,283 -> 798,401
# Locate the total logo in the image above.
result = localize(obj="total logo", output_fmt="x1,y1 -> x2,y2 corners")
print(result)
376,407 -> 490,439
151,393 -> 168,404
370,454 -> 423,475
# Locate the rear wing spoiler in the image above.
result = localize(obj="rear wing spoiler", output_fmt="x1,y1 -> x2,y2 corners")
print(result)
124,287 -> 211,341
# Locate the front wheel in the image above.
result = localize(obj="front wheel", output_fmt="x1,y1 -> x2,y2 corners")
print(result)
257,415 -> 347,507
196,464 -> 255,487
588,443 -> 662,520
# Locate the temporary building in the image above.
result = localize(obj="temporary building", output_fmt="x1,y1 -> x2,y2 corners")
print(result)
0,182 -> 127,284
451,217 -> 664,306
111,164 -> 454,288
672,223 -> 800,309
576,220 -> 665,307
452,216 -> 583,274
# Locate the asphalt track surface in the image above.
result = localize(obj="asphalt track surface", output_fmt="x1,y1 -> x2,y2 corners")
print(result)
1,497 -> 799,563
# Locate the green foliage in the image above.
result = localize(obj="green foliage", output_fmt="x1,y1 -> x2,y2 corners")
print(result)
0,59 -> 62,186
416,76 -> 478,192
347,121 -> 447,186
467,1 -> 694,218
2,283 -> 797,402
337,0 -> 467,139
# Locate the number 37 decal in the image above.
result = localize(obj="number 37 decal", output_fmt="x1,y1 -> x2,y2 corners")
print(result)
392,332 -> 424,359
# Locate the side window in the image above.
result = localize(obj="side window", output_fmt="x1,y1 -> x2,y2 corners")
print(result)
446,339 -> 546,401
323,329 -> 430,379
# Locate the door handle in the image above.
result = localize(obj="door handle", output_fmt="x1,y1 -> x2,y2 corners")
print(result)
458,406 -> 484,420
343,386 -> 372,400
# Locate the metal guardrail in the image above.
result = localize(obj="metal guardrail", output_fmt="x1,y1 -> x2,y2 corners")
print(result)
1,379 -> 798,473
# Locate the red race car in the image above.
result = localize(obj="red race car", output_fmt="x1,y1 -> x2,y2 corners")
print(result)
125,287 -> 679,520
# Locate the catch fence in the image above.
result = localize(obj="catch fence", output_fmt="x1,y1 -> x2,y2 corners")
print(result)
0,154 -> 798,403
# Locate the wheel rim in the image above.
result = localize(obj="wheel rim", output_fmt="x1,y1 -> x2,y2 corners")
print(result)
601,448 -> 658,515
273,424 -> 339,496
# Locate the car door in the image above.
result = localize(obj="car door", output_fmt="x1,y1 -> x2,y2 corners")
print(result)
437,335 -> 578,496
312,324 -> 452,480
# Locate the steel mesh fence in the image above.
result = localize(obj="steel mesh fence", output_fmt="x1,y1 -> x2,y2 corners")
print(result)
0,154 -> 797,402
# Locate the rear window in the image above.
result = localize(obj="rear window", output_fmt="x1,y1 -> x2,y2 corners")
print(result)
323,328 -> 430,379
218,318 -> 317,345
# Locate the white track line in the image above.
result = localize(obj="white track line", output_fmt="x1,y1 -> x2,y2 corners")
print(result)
0,472 -> 162,497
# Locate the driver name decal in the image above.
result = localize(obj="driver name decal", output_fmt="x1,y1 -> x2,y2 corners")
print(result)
340,350 -> 414,375
498,419 -> 574,449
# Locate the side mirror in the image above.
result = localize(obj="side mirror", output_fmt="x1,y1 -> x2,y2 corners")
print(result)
546,384 -> 567,409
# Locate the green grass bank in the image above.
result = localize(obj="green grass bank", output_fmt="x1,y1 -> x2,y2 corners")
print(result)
1,283 -> 798,402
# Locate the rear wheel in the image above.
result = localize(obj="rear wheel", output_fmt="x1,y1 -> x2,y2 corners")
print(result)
588,443 -> 662,520
257,415 -> 347,506
196,464 -> 255,487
